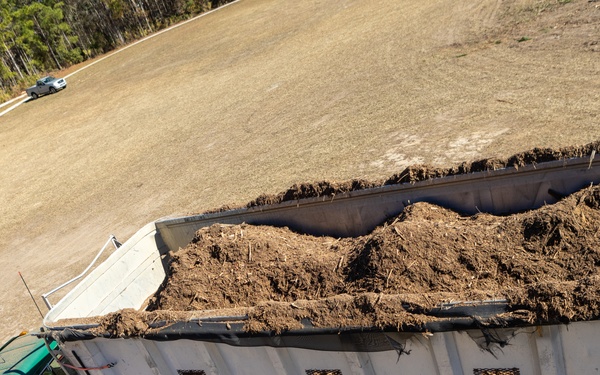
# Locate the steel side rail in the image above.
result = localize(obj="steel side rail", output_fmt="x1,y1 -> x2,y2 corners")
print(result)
41,235 -> 120,310
156,155 -> 600,252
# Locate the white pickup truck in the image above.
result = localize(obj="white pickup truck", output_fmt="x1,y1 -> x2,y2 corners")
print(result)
26,76 -> 67,99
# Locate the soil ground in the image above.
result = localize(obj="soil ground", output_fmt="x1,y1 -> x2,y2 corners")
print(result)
0,0 -> 599,342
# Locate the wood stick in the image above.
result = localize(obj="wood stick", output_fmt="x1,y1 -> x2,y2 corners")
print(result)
334,256 -> 344,272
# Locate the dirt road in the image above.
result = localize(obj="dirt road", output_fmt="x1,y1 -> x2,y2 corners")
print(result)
0,0 -> 598,342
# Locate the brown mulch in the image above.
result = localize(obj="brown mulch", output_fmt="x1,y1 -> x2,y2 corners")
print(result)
97,183 -> 599,337
88,142 -> 600,337
244,141 -> 600,208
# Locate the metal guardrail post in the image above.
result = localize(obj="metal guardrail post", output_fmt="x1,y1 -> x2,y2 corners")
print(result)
41,235 -> 121,310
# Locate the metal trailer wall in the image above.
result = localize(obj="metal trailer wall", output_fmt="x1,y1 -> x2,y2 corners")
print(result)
58,321 -> 600,375
45,157 -> 600,323
156,157 -> 600,250
42,156 -> 600,375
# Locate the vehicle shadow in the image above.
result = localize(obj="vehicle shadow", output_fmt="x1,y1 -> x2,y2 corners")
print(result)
24,95 -> 47,103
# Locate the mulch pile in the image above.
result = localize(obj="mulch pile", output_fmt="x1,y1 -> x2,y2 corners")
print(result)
92,142 -> 600,336
132,185 -> 600,335
245,141 -> 600,208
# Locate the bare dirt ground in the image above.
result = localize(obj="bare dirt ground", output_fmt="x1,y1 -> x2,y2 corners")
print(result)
0,0 -> 598,342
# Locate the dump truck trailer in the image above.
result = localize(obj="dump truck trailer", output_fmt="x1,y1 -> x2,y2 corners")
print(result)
41,154 -> 600,375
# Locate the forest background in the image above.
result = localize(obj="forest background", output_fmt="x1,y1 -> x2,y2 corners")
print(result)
0,0 -> 231,101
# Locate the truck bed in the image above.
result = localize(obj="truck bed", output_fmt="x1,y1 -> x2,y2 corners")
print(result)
42,154 -> 600,375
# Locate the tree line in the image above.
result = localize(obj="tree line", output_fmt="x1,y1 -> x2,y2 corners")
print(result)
0,0 -> 231,101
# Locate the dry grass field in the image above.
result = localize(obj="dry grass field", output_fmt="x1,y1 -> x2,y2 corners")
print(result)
0,0 -> 598,342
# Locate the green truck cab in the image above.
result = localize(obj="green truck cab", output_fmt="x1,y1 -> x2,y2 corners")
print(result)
0,333 -> 60,375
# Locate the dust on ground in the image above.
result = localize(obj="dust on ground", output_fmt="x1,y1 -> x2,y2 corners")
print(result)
89,146 -> 600,336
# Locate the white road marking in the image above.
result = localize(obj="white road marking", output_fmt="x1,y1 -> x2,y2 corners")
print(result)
0,96 -> 28,117
0,94 -> 27,110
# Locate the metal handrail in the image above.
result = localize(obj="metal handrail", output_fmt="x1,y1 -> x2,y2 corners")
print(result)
41,235 -> 121,310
